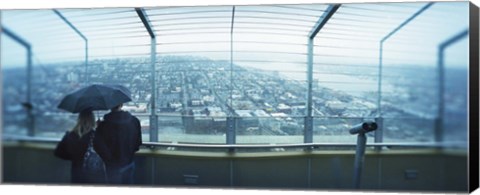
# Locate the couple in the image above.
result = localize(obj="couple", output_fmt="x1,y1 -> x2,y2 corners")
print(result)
54,103 -> 142,185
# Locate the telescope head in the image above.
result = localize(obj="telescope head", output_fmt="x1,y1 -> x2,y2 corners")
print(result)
349,121 -> 378,135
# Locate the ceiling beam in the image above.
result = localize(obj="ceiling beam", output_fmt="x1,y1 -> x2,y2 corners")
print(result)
135,8 -> 156,39
308,4 -> 341,39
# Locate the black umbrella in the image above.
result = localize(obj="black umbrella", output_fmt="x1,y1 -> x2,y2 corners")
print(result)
58,84 -> 132,113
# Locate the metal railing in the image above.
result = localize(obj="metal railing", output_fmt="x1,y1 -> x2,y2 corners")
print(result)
2,134 -> 466,150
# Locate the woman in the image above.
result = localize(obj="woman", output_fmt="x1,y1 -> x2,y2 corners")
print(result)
54,110 -> 106,184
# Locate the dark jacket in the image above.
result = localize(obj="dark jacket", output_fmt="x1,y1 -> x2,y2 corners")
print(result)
54,130 -> 96,183
93,110 -> 142,169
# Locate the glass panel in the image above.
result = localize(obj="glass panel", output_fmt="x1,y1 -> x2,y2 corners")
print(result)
380,2 -> 468,143
135,114 -> 152,142
1,2 -> 470,147
3,10 -> 86,138
2,10 -> 85,63
313,1 -> 468,144
31,63 -> 83,138
156,56 -> 230,143
58,8 -> 152,140
236,116 -> 304,144
35,114 -> 77,137
313,117 -> 368,143
2,8 -> 152,139
148,6 -> 231,143
158,115 -> 226,144
1,33 -> 29,136
382,118 -> 435,143
231,65 -> 308,116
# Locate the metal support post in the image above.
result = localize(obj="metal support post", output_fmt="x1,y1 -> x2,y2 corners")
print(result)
26,48 -> 34,136
377,42 -> 383,116
136,8 -> 158,142
304,116 -> 313,144
226,117 -> 236,145
226,7 -> 236,150
305,4 -> 340,144
305,38 -> 314,144
226,117 -> 236,152
229,6 -> 235,115
374,117 -> 383,150
150,38 -> 158,142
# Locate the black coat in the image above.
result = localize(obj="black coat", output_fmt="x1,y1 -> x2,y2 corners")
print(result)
93,110 -> 142,169
54,130 -> 97,183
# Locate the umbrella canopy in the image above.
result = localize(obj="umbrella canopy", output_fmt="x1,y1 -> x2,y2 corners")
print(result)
58,84 -> 132,113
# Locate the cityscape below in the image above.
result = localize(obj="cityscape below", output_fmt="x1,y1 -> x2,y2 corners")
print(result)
2,55 -> 468,144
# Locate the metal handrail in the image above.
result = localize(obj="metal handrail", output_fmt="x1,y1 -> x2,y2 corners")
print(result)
2,135 -> 466,149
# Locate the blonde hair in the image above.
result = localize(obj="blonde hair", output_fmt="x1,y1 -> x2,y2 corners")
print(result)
71,110 -> 95,137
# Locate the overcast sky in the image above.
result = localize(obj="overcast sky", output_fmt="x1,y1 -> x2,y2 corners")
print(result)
0,1 -> 470,70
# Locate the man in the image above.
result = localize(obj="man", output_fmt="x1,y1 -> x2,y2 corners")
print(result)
94,103 -> 142,184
